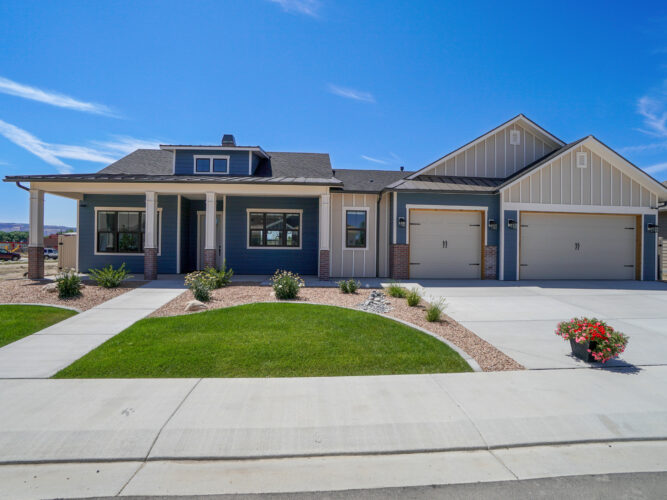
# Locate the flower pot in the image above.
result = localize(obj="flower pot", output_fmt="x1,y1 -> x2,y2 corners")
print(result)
569,339 -> 597,362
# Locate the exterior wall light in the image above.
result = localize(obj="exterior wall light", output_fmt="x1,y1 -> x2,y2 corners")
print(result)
398,216 -> 406,228
488,219 -> 498,230
647,223 -> 658,234
507,218 -> 517,230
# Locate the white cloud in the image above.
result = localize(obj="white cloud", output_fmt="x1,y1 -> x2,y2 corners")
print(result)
267,0 -> 321,16
617,141 -> 667,154
0,119 -> 161,174
361,155 -> 388,165
327,84 -> 375,103
643,161 -> 667,175
0,76 -> 116,116
637,95 -> 667,137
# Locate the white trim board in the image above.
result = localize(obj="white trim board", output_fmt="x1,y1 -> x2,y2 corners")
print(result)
342,206 -> 370,251
404,204 -> 489,245
93,206 -> 163,256
502,202 -> 658,215
245,208 -> 304,250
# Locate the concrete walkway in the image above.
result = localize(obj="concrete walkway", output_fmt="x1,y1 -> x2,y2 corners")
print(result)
0,280 -> 185,378
1,368 -> 667,498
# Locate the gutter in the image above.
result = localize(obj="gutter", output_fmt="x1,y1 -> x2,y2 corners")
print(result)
15,182 -> 30,192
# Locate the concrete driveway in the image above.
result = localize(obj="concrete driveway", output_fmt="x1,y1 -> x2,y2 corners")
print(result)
409,280 -> 667,369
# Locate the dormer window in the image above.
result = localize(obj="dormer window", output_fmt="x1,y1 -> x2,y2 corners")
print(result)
193,155 -> 229,174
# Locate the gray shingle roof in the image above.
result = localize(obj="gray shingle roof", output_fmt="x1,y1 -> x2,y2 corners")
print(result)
332,169 -> 413,192
99,149 -> 173,175
389,175 -> 504,192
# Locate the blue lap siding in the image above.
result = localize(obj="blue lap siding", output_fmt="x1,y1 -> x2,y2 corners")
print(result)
175,150 -> 252,176
78,194 -> 178,274
225,196 -> 319,275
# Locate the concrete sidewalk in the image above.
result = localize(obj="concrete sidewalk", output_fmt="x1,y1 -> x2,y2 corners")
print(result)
2,367 -> 666,464
0,280 -> 185,378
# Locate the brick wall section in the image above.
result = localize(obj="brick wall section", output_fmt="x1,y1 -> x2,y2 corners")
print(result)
203,249 -> 216,269
28,246 -> 44,280
319,249 -> 330,280
390,244 -> 409,279
144,248 -> 158,280
484,245 -> 497,280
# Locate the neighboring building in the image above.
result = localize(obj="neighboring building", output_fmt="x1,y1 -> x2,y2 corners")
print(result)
5,116 -> 667,281
43,234 -> 58,249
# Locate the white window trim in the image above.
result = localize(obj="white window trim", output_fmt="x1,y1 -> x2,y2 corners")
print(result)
342,206 -> 370,251
246,208 -> 303,250
93,206 -> 163,256
193,154 -> 230,175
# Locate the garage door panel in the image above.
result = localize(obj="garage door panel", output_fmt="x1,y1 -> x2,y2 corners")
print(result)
409,210 -> 482,279
520,213 -> 636,280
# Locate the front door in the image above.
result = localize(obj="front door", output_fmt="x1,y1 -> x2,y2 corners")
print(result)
198,212 -> 223,270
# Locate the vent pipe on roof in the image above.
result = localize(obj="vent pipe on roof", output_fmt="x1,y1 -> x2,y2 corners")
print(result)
221,134 -> 236,146
400,166 -> 404,172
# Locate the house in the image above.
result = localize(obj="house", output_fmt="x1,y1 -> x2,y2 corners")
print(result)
5,115 -> 667,281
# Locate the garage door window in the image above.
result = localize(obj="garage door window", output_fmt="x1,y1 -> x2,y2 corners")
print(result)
345,210 -> 367,248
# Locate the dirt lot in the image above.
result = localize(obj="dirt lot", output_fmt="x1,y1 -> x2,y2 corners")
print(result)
0,258 -> 59,280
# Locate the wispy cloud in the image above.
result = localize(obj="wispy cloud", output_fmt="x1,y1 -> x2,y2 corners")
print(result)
636,85 -> 667,138
267,0 -> 321,17
327,84 -> 375,103
0,76 -> 116,116
618,141 -> 667,154
0,119 -> 161,174
643,161 -> 667,175
361,155 -> 388,165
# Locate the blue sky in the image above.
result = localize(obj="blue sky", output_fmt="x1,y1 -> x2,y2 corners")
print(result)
0,0 -> 666,226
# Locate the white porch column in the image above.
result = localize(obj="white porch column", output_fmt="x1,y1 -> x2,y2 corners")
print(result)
318,194 -> 330,280
28,189 -> 44,279
204,192 -> 217,268
144,191 -> 158,280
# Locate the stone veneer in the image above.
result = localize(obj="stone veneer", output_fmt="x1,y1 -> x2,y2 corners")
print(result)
144,248 -> 158,280
390,244 -> 409,279
28,246 -> 44,280
319,249 -> 330,280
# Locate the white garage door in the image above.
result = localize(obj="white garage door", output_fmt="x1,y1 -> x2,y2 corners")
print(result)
519,213 -> 637,280
409,210 -> 482,279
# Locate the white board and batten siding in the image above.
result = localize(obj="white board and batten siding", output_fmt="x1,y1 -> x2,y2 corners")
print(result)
330,193 -> 378,278
503,144 -> 659,209
423,121 -> 561,179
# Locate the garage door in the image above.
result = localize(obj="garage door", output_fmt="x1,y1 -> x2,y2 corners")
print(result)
519,213 -> 637,280
409,210 -> 483,279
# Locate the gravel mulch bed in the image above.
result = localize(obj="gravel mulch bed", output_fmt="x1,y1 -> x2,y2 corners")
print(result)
0,279 -> 146,311
150,285 -> 524,372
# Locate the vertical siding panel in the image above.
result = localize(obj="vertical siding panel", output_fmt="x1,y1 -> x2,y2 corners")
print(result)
530,171 -> 540,201
541,164 -> 551,203
552,161 -> 562,203
582,156 -> 591,205
631,181 -> 640,207
621,174 -> 631,206
476,143 -> 485,177
486,136 -> 495,177
640,187 -> 650,208
445,158 -> 454,175
592,154 -> 601,205
571,153 -> 582,205
520,178 -> 530,202
510,184 -> 520,202
611,167 -> 621,206
562,157 -> 572,204
601,161 -> 612,205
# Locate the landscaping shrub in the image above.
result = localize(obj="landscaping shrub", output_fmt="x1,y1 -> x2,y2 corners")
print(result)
386,282 -> 407,298
185,270 -> 217,302
425,298 -> 446,322
56,270 -> 82,299
555,317 -> 629,363
88,263 -> 132,288
205,261 -> 233,289
406,288 -> 421,307
271,270 -> 304,300
338,279 -> 360,294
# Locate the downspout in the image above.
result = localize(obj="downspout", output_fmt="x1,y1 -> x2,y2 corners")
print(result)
15,182 -> 30,192
376,192 -> 382,277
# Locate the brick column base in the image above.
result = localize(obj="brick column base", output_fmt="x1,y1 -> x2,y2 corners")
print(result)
484,245 -> 497,280
390,244 -> 409,279
144,247 -> 158,280
28,246 -> 44,280
203,249 -> 216,269
319,249 -> 330,280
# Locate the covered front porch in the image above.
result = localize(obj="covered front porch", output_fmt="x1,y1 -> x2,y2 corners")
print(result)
24,182 -> 333,281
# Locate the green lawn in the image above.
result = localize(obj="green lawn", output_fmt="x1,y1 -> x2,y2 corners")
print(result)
0,304 -> 78,348
54,303 -> 471,378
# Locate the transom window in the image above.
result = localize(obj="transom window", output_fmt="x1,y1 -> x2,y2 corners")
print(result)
248,211 -> 300,248
96,210 -> 160,254
345,209 -> 367,248
194,155 -> 229,174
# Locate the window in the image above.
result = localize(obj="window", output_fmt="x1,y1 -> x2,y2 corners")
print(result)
346,210 -> 367,248
248,211 -> 300,248
193,155 -> 229,174
96,210 -> 160,254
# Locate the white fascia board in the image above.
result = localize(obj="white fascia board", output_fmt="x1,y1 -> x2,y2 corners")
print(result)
406,114 -> 565,180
